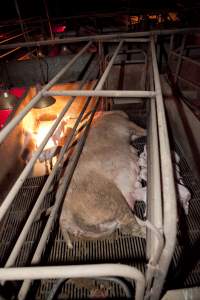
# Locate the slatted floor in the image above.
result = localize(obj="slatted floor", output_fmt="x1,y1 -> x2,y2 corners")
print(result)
0,126 -> 200,299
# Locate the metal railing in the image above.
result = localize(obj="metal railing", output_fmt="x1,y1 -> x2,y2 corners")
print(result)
0,31 -> 181,299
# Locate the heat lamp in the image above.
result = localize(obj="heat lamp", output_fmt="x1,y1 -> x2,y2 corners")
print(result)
0,91 -> 17,109
33,49 -> 56,109
33,83 -> 56,109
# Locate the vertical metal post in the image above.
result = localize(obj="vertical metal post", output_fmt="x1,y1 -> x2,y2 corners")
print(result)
145,62 -> 164,294
14,0 -> 28,42
150,36 -> 177,300
175,34 -> 187,82
98,40 -> 105,110
98,40 -> 104,75
168,34 -> 174,62
43,0 -> 54,40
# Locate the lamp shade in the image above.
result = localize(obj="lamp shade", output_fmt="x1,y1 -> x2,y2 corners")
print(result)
0,91 -> 17,110
33,84 -> 56,109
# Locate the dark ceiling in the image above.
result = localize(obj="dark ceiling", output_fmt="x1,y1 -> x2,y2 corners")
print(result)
0,0 -> 196,19
0,0 -> 200,25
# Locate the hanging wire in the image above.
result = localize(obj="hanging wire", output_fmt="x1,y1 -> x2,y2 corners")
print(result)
37,48 -> 46,85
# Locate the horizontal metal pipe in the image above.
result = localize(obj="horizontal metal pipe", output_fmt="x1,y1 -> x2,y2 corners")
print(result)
0,41 -> 92,144
104,38 -> 149,42
44,90 -> 156,98
118,49 -> 146,55
0,16 -> 41,28
5,83 -> 97,268
177,75 -> 200,89
0,29 -> 36,45
0,27 -> 199,49
150,36 -> 177,300
0,47 -> 21,58
1,264 -> 145,300
114,59 -> 145,65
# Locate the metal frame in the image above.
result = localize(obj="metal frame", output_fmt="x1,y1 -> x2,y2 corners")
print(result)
0,31 -> 181,300
0,27 -> 199,49
167,30 -> 200,92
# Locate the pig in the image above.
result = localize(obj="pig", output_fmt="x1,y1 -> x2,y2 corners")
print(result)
135,146 -> 191,216
60,110 -> 146,242
60,170 -> 146,241
75,111 -> 146,210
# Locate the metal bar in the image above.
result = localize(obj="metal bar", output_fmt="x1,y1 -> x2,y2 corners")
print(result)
14,0 -> 28,42
104,38 -> 149,42
0,16 -> 41,28
145,63 -> 164,293
4,82 -> 97,268
171,50 -> 200,67
0,29 -> 36,44
168,34 -> 174,61
174,34 -> 187,82
140,51 -> 148,89
177,75 -> 200,89
0,28 -> 19,37
96,40 -> 123,90
0,27 -> 199,49
0,41 -> 92,144
44,90 -> 156,98
0,47 -> 21,58
119,49 -> 147,54
43,0 -> 54,39
17,48 -> 37,61
150,36 -> 177,300
0,264 -> 145,300
114,59 -> 145,65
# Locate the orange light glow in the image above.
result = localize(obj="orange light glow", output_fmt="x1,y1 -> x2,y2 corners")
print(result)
130,16 -> 139,24
34,116 -> 70,149
168,12 -> 178,22
34,122 -> 56,149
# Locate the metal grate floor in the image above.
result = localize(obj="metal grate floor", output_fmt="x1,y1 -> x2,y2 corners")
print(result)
0,122 -> 200,298
167,142 -> 200,291
32,137 -> 147,300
